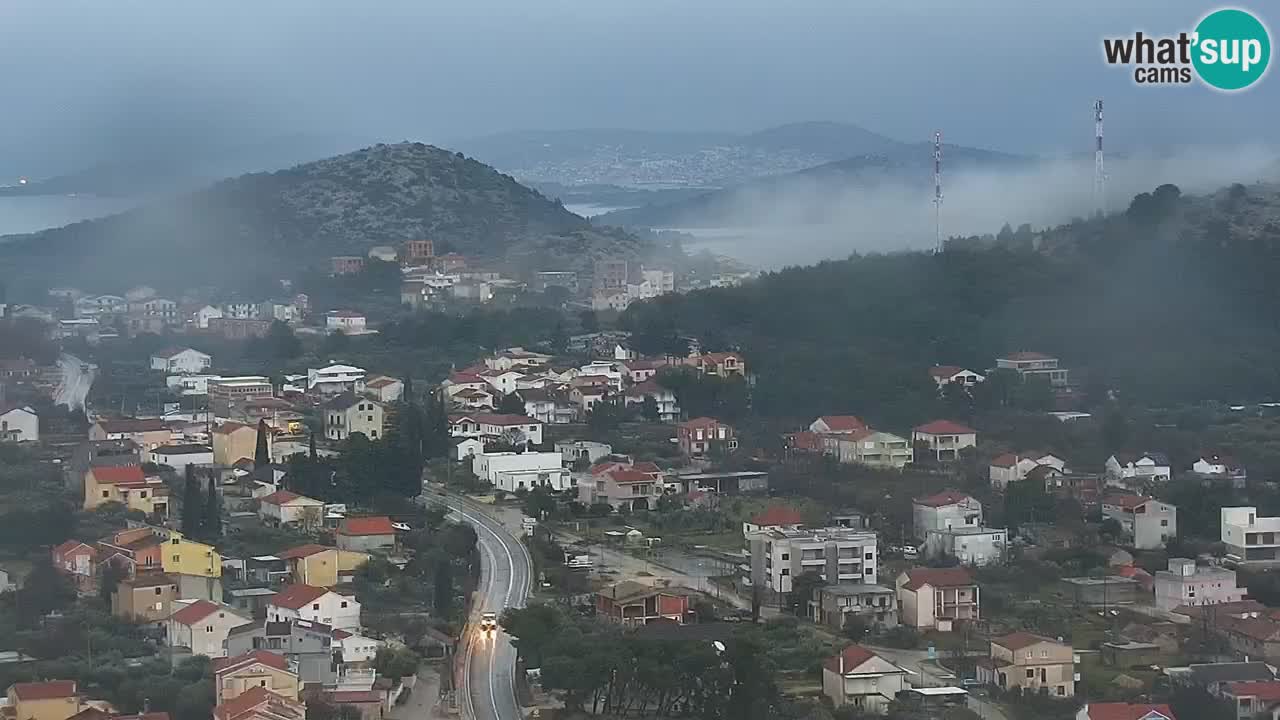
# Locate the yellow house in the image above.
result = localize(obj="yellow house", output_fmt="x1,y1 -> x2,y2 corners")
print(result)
5,681 -> 83,720
83,465 -> 169,517
213,421 -> 264,466
276,544 -> 370,587
213,650 -> 300,705
159,530 -> 222,578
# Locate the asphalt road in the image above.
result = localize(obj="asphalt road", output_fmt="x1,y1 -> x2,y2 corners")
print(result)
439,496 -> 533,720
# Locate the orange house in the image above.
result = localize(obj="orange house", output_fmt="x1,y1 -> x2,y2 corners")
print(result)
595,581 -> 693,627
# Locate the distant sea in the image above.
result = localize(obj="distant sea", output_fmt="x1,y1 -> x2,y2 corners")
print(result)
564,203 -> 631,218
0,195 -> 136,238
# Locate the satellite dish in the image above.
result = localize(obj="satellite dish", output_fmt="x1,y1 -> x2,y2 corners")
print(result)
712,641 -> 726,654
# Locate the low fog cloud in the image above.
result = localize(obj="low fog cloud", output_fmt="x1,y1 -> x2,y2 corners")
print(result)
672,144 -> 1280,270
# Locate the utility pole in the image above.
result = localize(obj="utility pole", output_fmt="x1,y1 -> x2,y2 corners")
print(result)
1093,99 -> 1107,215
933,131 -> 944,252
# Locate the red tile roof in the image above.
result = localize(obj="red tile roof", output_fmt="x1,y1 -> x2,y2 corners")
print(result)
214,649 -> 292,675
213,686 -> 303,720
269,584 -> 330,610
990,452 -> 1018,468
338,516 -> 396,536
750,506 -> 804,527
1227,681 -> 1280,702
815,415 -> 868,432
631,462 -> 661,474
1082,703 -> 1175,720
785,431 -> 824,452
680,416 -> 724,429
1103,494 -> 1149,510
95,418 -> 169,434
54,539 -> 95,557
258,490 -> 301,505
10,681 -> 77,700
276,544 -> 332,560
327,691 -> 382,704
900,567 -> 975,591
822,645 -> 879,674
609,469 -> 658,485
994,632 -> 1057,651
1001,351 -> 1055,361
90,465 -> 146,485
914,419 -> 976,435
913,490 -> 974,508
170,599 -> 224,626
927,365 -> 965,379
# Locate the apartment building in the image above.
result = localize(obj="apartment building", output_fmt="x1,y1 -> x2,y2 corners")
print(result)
995,351 -> 1070,387
912,491 -> 983,540
208,376 -> 274,415
1153,557 -> 1245,611
822,431 -> 913,469
896,567 -> 980,632
1223,507 -> 1280,561
744,527 -> 877,601
1102,495 -> 1177,550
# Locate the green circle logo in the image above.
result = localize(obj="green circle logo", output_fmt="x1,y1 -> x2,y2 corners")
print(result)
1193,8 -> 1271,90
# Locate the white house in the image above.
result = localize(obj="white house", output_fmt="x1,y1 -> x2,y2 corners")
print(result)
821,645 -> 908,714
1194,453 -> 1247,483
0,406 -> 39,443
258,489 -> 326,528
912,420 -> 978,462
194,305 -> 224,329
1221,506 -> 1280,561
267,584 -> 361,632
166,374 -> 221,396
1075,705 -> 1174,720
912,491 -> 983,540
149,444 -> 213,473
472,451 -> 570,492
479,369 -> 525,397
167,599 -> 250,658
150,347 -> 213,375
1102,494 -> 1176,550
896,567 -> 980,631
623,381 -> 680,422
363,375 -> 403,403
449,413 -> 545,447
453,438 -> 485,461
333,629 -> 381,664
927,366 -> 986,390
324,394 -> 385,441
556,440 -> 613,465
1153,557 -> 1245,611
988,452 -> 1067,489
923,527 -> 1007,566
325,310 -> 367,334
1105,452 -> 1172,486
308,364 -> 367,395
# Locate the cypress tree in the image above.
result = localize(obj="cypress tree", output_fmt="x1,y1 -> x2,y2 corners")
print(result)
204,476 -> 222,542
181,465 -> 203,536
254,419 -> 270,469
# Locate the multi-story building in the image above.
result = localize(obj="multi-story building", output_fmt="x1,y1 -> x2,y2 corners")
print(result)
208,317 -> 272,340
1105,452 -> 1172,486
1220,682 -> 1280,720
1222,507 -> 1280,561
331,256 -> 365,275
1102,494 -> 1177,550
809,415 -> 870,436
577,463 -> 663,511
622,381 -> 680,423
1153,557 -> 1245,611
448,413 -> 545,447
473,451 -> 570,492
336,517 -> 397,554
995,351 -> 1070,387
978,632 -> 1075,698
83,465 -> 169,517
3,681 -> 83,720
989,451 -> 1067,489
307,365 -> 366,396
51,540 -> 97,592
324,311 -> 367,335
594,259 -> 629,291
208,376 -> 274,415
595,580 -> 693,626
324,394 -> 384,441
225,621 -> 337,688
922,527 -> 1007,566
0,405 -> 39,443
895,567 -> 979,631
912,420 -> 978,462
212,686 -> 305,720
88,417 -> 172,451
812,584 -> 898,631
744,527 -> 877,600
823,431 -> 914,469
213,421 -> 264,466
676,417 -> 737,457
275,544 -> 370,587
212,650 -> 301,705
821,646 -> 909,714
150,347 -> 213,375
267,585 -> 361,632
112,573 -> 179,623
912,491 -> 983,540
167,600 -> 250,658
402,239 -> 434,265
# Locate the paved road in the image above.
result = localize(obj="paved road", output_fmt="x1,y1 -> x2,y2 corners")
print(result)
436,495 -> 533,720
865,645 -> 1010,720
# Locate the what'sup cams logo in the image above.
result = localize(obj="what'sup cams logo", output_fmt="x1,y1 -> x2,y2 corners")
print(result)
1103,7 -> 1270,90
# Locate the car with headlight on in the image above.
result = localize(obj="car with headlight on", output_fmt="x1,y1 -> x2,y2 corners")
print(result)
480,612 -> 498,637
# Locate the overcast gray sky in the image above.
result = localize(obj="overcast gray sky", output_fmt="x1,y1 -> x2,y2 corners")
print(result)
0,0 -> 1274,173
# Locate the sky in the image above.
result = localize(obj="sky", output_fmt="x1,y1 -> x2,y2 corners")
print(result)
0,0 -> 1276,175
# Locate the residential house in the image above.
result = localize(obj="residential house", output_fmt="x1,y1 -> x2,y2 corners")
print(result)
923,527 -> 1007,566
88,418 -> 172,450
1075,704 -> 1174,720
332,628 -> 381,664
677,417 -> 737,457
1043,470 -> 1106,510
83,465 -> 168,517
0,357 -> 40,379
1222,681 -> 1280,720
1195,454 -> 1248,486
783,431 -> 825,454
0,405 -> 39,443
453,388 -> 497,412
480,368 -> 527,396
577,464 -> 663,511
742,506 -> 805,536
621,359 -> 664,384
267,585 -> 360,632
812,584 -> 898,631
3,681 -> 83,720
1217,615 -> 1280,664
99,527 -> 165,576
977,632 -> 1075,698
1154,558 -> 1245,611
336,517 -> 397,553
809,416 -> 869,436
324,394 -> 384,441
195,305 -> 225,328
150,347 -> 213,375
927,365 -> 986,390
821,645 -> 909,714
308,365 -> 367,396
744,527 -> 878,601
595,581 -> 693,626
167,600 -> 250,658
65,439 -> 141,494
208,377 -> 274,416
212,686 -> 305,720
213,651 -> 301,704
622,381 -> 680,422
275,545 -> 370,587
149,444 -> 214,474
441,372 -> 487,400
568,381 -> 609,413
112,573 -> 179,623
257,491 -> 325,530
989,451 -> 1068,489
325,311 -> 367,335
556,440 -> 613,466
362,376 -> 403,403
52,540 -> 97,592
453,438 -> 485,461
402,239 -> 434,265
518,388 -> 573,425
225,621 -> 336,687
1102,495 -> 1177,550
213,422 -> 265,467
995,351 -> 1070,387
912,491 -> 983,540
331,256 -> 366,275
686,351 -> 746,378
1222,507 -> 1280,561
158,529 -> 223,579
824,431 -> 914,469
448,413 -> 544,447
895,567 -> 980,631
912,420 -> 978,462
472,451 -> 571,493
1106,453 -> 1172,487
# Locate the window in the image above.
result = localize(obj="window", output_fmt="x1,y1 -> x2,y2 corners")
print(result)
340,601 -> 348,608
865,552 -> 874,560
173,555 -> 181,562
1056,686 -> 1065,696
1026,669 -> 1035,678
207,626 -> 214,632
1040,650 -> 1048,658
781,553 -> 789,560
312,603 -> 321,610
1161,519 -> 1169,527
103,490 -> 110,498
155,588 -> 163,595
780,569 -> 789,576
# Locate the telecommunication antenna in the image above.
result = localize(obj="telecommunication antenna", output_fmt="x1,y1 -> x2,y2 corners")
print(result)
1094,99 -> 1106,214
933,131 -> 943,252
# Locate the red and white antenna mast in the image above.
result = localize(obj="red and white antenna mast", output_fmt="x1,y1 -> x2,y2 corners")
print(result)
933,130 -> 943,252
1093,99 -> 1106,214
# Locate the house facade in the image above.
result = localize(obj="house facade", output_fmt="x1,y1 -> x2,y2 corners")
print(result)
821,645 -> 908,714
812,584 -> 898,631
213,650 -> 301,705
577,465 -> 664,511
912,491 -> 983,540
1105,453 -> 1172,486
977,632 -> 1075,698
676,417 -> 736,457
275,545 -> 370,587
324,394 -> 384,441
167,600 -> 250,658
83,465 -> 169,517
995,352 -> 1070,387
922,527 -> 1007,566
1102,495 -> 1177,550
896,567 -> 980,631
823,431 -> 913,469
595,581 -> 693,626
1153,558 -> 1245,611
267,585 -> 361,632
150,347 -> 213,375
448,413 -> 545,446
336,517 -> 397,553
1222,507 -> 1280,561
744,527 -> 878,599
89,418 -> 172,450
912,420 -> 978,462
257,491 -> 325,529
989,452 -> 1067,489
0,406 -> 39,443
